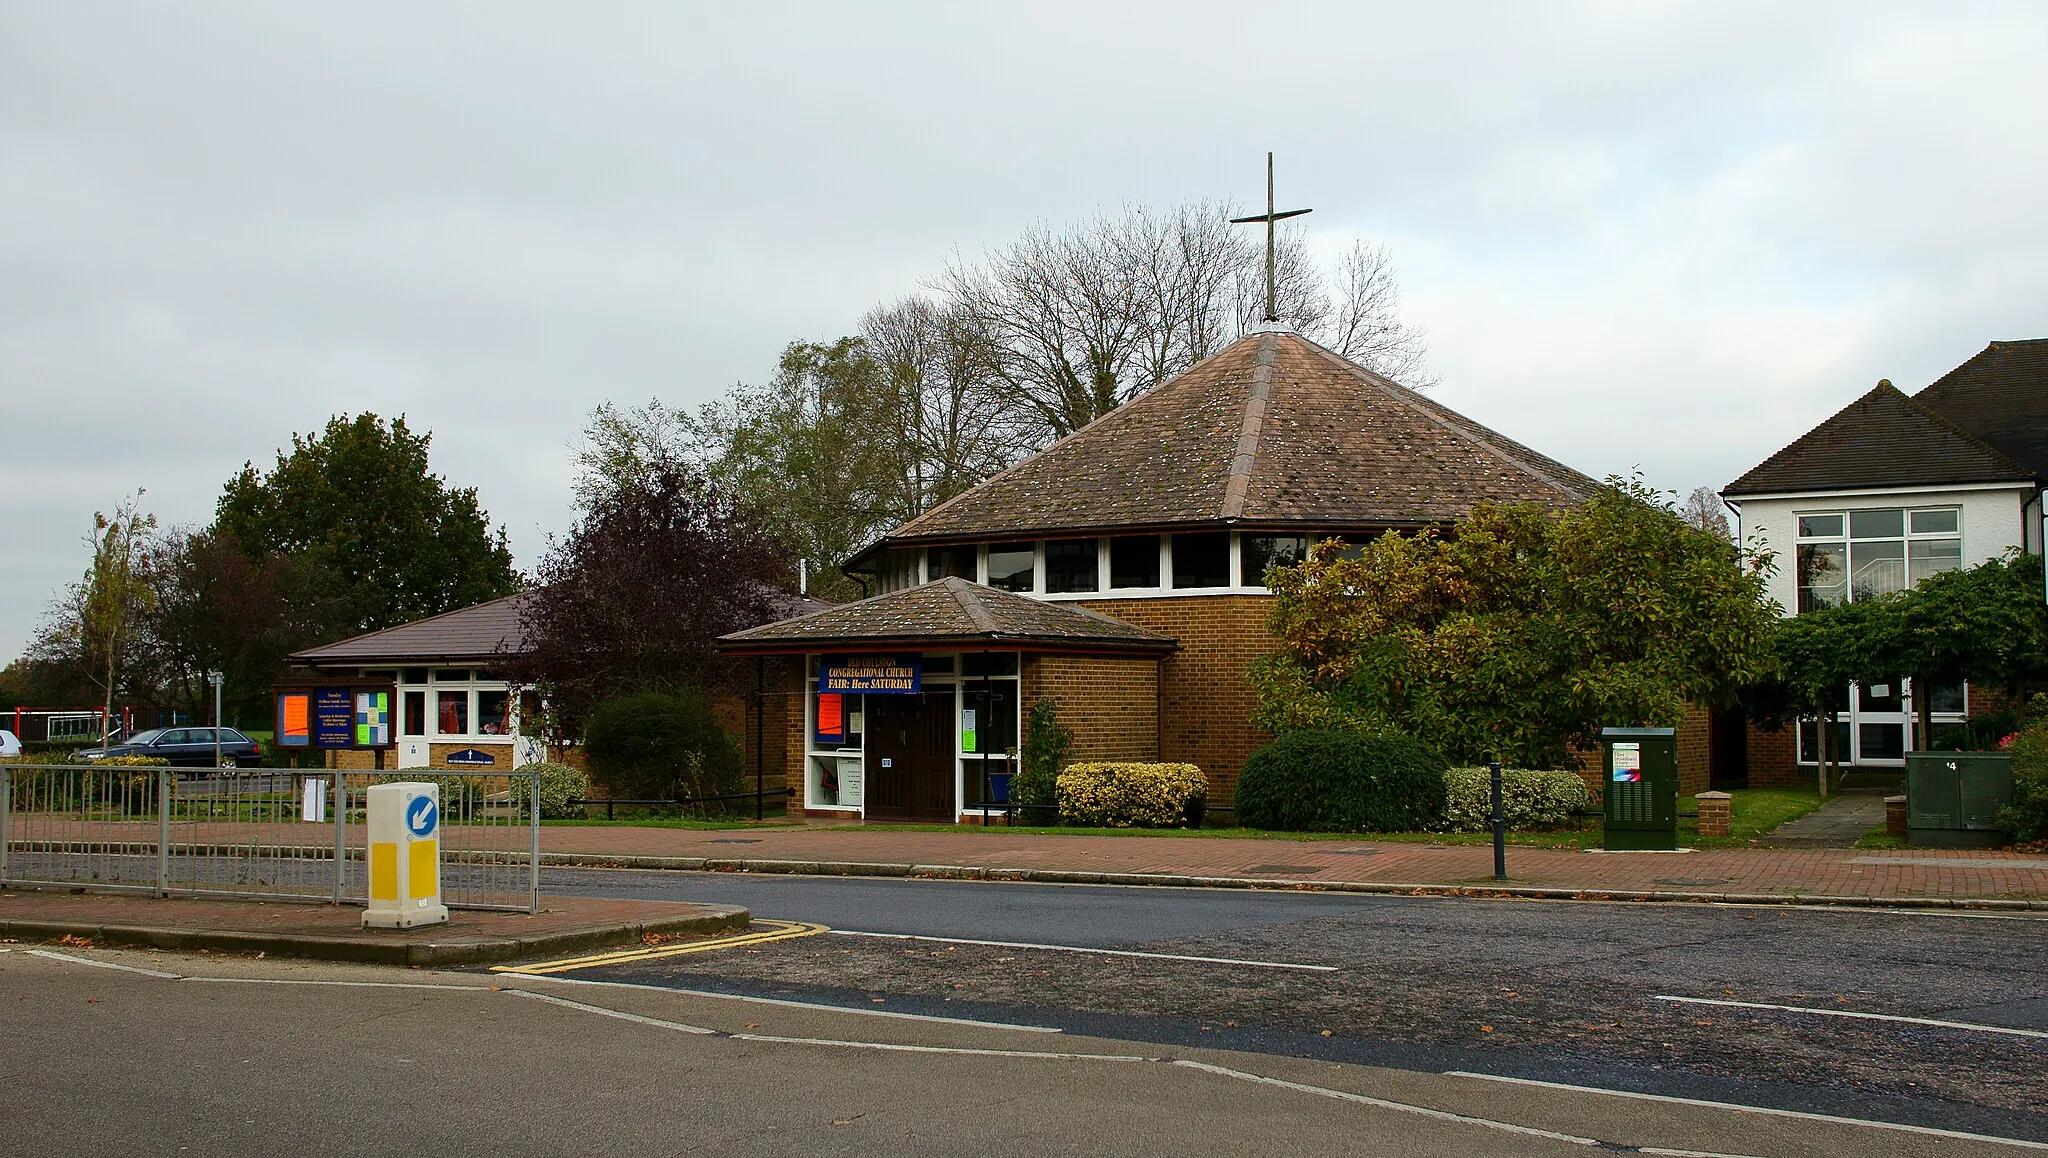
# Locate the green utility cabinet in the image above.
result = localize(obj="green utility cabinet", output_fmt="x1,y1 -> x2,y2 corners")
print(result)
1602,727 -> 1679,850
1905,751 -> 2013,849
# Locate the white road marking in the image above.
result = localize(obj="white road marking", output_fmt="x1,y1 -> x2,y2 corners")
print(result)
726,1034 -> 1155,1062
505,988 -> 717,1034
829,928 -> 1337,971
1445,1071 -> 2048,1151
24,949 -> 181,978
1654,994 -> 2048,1041
509,972 -> 1063,1032
1172,1060 -> 1763,1157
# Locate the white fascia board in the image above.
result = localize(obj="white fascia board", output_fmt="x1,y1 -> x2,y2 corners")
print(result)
1723,481 -> 2035,505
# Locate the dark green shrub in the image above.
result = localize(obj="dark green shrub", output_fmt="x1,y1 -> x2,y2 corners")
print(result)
1011,697 -> 1071,821
1235,730 -> 1449,832
582,691 -> 742,805
2000,694 -> 2048,845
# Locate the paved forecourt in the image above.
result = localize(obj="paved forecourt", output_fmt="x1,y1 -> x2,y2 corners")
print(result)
532,823 -> 2048,906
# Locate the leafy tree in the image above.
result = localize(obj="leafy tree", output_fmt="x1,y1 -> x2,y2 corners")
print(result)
128,528 -> 355,724
1012,696 -> 1074,816
505,462 -> 792,737
31,493 -> 157,743
1868,552 -> 2048,740
215,414 -> 517,634
1250,478 -> 1779,769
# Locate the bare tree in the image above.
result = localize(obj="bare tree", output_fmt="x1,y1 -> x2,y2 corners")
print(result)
1323,240 -> 1432,384
1683,486 -> 1734,541
861,296 -> 1030,513
943,202 -> 1429,443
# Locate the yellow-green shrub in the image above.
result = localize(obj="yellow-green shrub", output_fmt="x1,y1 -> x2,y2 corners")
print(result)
86,756 -> 172,767
1056,762 -> 1206,828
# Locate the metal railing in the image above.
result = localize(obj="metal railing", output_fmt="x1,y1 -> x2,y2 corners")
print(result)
0,764 -> 540,913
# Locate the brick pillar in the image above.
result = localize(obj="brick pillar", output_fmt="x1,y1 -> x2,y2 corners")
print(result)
1885,795 -> 1907,840
1696,790 -> 1732,838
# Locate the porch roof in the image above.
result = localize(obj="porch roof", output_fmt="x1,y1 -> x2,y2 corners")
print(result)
715,577 -> 1178,657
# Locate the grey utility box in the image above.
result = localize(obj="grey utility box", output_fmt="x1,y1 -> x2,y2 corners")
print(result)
1905,751 -> 2013,849
1602,727 -> 1679,851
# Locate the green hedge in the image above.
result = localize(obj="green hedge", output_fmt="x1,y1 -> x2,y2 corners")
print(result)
1235,731 -> 1448,832
519,762 -> 591,820
1057,762 -> 1206,828
1431,767 -> 1589,832
582,691 -> 742,803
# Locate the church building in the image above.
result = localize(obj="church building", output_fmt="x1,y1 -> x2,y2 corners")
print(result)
717,324 -> 1601,822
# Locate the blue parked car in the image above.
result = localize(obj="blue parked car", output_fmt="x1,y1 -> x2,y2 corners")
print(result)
77,727 -> 264,768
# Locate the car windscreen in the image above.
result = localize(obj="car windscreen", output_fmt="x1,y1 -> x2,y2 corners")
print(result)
125,729 -> 165,746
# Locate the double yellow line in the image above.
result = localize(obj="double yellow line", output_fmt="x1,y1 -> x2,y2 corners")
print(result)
493,920 -> 829,977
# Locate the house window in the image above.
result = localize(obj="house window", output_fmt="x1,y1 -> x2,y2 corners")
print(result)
403,691 -> 427,737
927,545 -> 976,582
1171,532 -> 1230,589
1795,507 -> 1960,612
436,691 -> 469,736
1109,535 -> 1160,588
477,690 -> 512,735
1044,539 -> 1099,594
987,544 -> 1036,592
1241,535 -> 1308,587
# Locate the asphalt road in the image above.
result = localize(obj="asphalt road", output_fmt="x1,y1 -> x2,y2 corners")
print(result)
3,945 -> 2031,1157
541,867 -> 2048,1143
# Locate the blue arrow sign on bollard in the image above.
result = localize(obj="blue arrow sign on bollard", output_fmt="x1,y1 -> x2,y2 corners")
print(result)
406,795 -> 438,838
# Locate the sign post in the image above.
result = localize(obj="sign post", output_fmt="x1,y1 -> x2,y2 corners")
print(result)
362,781 -> 448,929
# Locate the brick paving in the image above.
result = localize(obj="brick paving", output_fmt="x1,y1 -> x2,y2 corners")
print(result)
14,818 -> 2047,904
535,823 -> 2048,905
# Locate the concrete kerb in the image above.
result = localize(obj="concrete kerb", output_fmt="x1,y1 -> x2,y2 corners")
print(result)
535,852 -> 2048,912
0,905 -> 750,967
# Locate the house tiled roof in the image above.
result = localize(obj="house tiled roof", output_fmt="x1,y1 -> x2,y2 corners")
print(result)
717,577 -> 1178,655
294,589 -> 832,666
861,330 -> 1599,555
290,594 -> 533,666
1913,339 -> 2048,478
1724,379 -> 2036,498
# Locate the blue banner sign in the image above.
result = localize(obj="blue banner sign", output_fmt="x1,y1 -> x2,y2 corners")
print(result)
311,688 -> 355,748
821,654 -> 921,695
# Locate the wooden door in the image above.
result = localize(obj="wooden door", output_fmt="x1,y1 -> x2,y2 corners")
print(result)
864,692 -> 955,821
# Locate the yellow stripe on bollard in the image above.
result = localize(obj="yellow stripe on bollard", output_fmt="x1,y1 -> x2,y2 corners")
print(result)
408,838 -> 438,901
369,842 -> 398,901
492,920 -> 829,976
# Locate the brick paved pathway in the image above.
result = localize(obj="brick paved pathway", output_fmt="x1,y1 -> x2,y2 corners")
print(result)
537,823 -> 2048,905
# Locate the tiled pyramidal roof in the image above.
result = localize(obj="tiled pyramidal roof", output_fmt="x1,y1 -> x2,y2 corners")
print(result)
718,577 -> 1177,654
1724,345 -> 2044,498
874,330 -> 1600,546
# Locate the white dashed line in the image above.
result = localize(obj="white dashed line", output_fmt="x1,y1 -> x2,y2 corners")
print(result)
1654,994 -> 2048,1040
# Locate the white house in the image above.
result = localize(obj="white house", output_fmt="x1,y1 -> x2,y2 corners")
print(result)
1724,339 -> 2047,775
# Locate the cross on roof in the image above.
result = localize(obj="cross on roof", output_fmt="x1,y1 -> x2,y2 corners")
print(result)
1229,152 -> 1312,323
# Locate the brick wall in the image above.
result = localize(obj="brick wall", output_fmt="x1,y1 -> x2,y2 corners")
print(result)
1675,704 -> 1711,797
1073,595 -> 1275,803
1020,655 -> 1159,764
1747,719 -> 1799,788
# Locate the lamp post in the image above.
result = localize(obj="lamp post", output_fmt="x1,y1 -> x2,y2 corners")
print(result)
208,671 -> 225,768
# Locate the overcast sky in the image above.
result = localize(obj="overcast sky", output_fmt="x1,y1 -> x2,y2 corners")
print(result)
4,2 -> 2045,659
